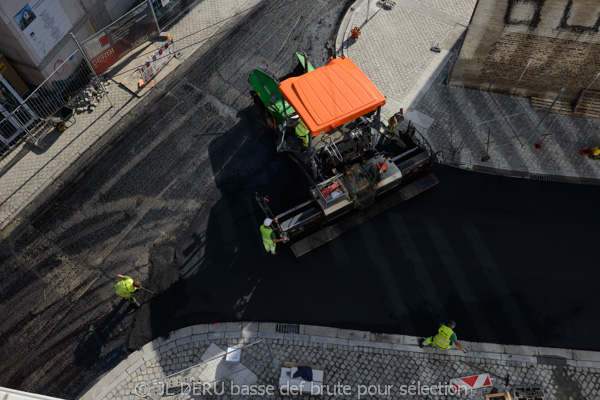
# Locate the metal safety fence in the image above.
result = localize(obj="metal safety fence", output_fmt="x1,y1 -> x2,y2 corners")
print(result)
443,49 -> 568,160
81,0 -> 160,75
0,47 -> 109,158
143,0 -> 202,32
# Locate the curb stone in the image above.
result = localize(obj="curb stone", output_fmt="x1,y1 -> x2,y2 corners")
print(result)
79,322 -> 600,400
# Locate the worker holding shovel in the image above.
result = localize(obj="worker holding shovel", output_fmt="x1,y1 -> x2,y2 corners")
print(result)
115,274 -> 142,308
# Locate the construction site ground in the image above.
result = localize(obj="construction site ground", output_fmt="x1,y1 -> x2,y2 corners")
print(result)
0,1 -> 599,399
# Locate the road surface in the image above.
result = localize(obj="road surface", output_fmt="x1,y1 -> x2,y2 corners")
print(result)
0,0 -> 598,397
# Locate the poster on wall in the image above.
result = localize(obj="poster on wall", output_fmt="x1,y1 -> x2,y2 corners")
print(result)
13,0 -> 73,59
82,1 -> 159,74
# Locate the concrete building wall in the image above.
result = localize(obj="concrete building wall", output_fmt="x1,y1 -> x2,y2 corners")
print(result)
0,0 -> 136,87
450,0 -> 600,103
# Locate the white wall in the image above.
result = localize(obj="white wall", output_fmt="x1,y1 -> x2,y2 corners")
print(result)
0,0 -> 137,85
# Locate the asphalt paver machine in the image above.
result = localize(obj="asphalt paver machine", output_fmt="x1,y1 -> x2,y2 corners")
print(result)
250,53 -> 439,256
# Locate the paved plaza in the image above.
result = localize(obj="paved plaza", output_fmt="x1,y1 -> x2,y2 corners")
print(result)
340,0 -> 600,183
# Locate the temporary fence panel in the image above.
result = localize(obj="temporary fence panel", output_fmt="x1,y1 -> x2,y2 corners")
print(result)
82,0 -> 159,74
147,0 -> 201,31
0,48 -> 107,157
0,76 -> 38,146
140,36 -> 175,85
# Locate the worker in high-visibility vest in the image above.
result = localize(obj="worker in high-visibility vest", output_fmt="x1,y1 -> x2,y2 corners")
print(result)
295,119 -> 310,148
260,218 -> 287,255
115,274 -> 141,307
388,108 -> 404,134
419,320 -> 468,353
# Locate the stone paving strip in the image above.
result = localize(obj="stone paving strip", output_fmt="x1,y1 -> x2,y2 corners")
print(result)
80,322 -> 600,400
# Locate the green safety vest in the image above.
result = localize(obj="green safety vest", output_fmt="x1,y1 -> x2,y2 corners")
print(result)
295,120 -> 310,146
260,225 -> 274,244
388,112 -> 404,132
115,276 -> 136,298
433,325 -> 454,349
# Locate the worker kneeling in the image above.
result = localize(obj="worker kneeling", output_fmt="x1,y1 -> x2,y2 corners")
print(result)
260,218 -> 286,255
419,320 -> 468,353
295,119 -> 310,149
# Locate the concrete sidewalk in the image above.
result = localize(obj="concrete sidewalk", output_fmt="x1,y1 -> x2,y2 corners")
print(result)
80,322 -> 600,399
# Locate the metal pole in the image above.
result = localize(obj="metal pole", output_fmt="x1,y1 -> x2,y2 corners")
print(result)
541,103 -> 562,137
366,0 -> 370,22
456,48 -> 474,125
147,0 -> 160,32
523,83 -> 567,147
445,49 -> 457,85
481,128 -> 491,161
456,121 -> 475,155
13,113 -> 37,143
587,71 -> 600,89
512,59 -> 531,95
456,111 -> 531,154
70,33 -> 113,107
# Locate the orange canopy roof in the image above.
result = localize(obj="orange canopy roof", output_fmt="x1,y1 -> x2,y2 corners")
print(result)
279,57 -> 386,136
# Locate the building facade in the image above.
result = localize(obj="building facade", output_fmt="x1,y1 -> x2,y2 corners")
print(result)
450,0 -> 600,103
0,0 -> 137,89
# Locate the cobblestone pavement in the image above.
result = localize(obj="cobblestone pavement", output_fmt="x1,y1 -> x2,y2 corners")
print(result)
339,0 -> 600,184
81,323 -> 600,400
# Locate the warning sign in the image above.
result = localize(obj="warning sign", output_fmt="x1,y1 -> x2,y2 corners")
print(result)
139,36 -> 175,86
450,374 -> 492,391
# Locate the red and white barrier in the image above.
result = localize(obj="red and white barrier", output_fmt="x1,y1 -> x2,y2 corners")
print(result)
450,374 -> 492,391
139,35 -> 175,87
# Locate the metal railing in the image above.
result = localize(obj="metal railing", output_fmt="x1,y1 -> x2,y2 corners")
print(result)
0,48 -> 105,158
